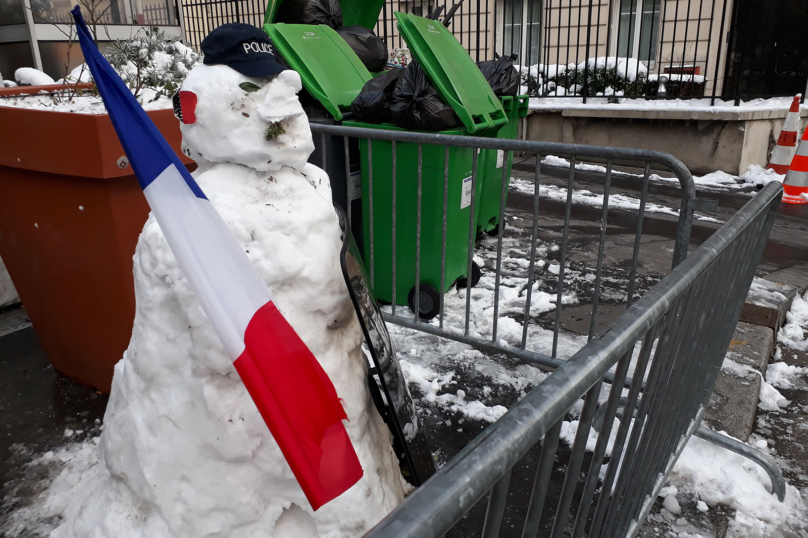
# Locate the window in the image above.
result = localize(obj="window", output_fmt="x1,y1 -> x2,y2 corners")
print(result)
617,0 -> 661,62
409,2 -> 434,18
503,0 -> 541,66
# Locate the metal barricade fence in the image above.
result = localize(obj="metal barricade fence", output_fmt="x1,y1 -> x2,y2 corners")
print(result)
306,124 -> 783,535
310,123 -> 695,374
363,181 -> 783,538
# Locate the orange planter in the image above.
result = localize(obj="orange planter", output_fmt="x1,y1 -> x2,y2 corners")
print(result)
0,85 -> 195,392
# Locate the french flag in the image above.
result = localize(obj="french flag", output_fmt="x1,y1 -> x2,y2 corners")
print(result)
70,6 -> 363,510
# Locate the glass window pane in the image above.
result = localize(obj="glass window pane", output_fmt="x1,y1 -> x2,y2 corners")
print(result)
618,13 -> 634,57
0,0 -> 26,25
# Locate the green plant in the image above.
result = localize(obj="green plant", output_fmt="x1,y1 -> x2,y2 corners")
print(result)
104,27 -> 199,101
264,122 -> 286,141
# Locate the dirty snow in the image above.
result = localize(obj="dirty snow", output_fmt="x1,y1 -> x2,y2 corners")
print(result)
778,290 -> 808,351
664,433 -> 808,536
0,254 -> 20,308
747,277 -> 791,309
765,360 -> 808,390
721,356 -> 790,412
740,164 -> 786,188
511,175 -> 723,222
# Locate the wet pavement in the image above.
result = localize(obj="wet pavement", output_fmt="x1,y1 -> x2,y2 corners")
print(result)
0,307 -> 107,534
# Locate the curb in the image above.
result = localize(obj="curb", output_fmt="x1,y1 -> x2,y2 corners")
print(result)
703,264 -> 808,442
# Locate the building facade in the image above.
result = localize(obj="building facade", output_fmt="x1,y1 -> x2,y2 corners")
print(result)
0,0 -> 182,81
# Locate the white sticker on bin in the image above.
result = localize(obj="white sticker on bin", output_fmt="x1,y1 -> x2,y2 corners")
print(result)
348,171 -> 362,201
461,176 -> 473,209
496,150 -> 505,169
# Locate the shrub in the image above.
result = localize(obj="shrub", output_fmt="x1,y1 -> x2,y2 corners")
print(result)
104,27 -> 200,101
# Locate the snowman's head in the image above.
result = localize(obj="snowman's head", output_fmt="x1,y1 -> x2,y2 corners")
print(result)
177,24 -> 314,173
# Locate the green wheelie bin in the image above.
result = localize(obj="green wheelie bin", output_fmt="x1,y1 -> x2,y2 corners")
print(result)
476,94 -> 530,235
346,12 -> 507,319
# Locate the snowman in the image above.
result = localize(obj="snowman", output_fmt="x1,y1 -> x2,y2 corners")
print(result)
51,23 -> 407,538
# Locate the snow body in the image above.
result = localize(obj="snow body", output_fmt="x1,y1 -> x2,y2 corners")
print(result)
48,64 -> 406,537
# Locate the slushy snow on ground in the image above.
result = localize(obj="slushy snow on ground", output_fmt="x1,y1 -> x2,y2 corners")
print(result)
664,433 -> 808,536
778,290 -> 808,351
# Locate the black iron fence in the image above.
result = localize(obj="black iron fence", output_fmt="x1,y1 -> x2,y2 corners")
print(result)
179,0 -> 807,104
508,0 -> 808,105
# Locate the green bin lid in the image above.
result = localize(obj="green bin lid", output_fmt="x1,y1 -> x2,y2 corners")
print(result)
263,0 -> 385,30
263,23 -> 372,121
394,12 -> 507,134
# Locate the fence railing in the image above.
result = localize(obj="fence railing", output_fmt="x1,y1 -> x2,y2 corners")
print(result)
177,0 -> 807,100
363,180 -> 783,538
310,123 -> 694,371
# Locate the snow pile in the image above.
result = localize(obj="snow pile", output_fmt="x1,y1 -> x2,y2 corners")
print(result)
689,170 -> 743,189
777,290 -> 808,350
648,73 -> 706,84
0,254 -> 20,308
757,380 -> 790,411
17,64 -> 405,538
63,64 -> 92,84
667,433 -> 808,536
0,91 -> 172,113
721,355 -> 790,411
577,56 -> 647,82
529,95 -> 804,113
559,417 -> 622,455
510,177 -> 719,222
740,164 -> 785,187
765,360 -> 807,390
400,359 -> 508,423
14,67 -> 55,86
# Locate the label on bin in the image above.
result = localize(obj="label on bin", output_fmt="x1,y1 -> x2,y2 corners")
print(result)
497,150 -> 505,169
461,176 -> 473,209
348,171 -> 362,201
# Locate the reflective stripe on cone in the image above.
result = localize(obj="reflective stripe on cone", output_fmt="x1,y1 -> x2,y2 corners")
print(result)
782,114 -> 808,204
768,94 -> 803,175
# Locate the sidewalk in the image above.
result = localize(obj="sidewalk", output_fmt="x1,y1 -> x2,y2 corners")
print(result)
0,306 -> 107,531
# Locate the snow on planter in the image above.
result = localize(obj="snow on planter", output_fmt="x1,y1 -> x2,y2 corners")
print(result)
14,67 -> 55,86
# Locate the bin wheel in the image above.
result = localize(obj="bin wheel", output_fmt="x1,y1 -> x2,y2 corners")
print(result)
408,284 -> 441,320
485,222 -> 504,236
457,261 -> 482,289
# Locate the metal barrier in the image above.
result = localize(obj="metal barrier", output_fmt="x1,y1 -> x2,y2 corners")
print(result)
310,122 -> 695,374
307,124 -> 783,535
363,181 -> 782,537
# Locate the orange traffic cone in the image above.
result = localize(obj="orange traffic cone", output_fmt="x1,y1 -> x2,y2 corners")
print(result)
783,126 -> 808,204
768,94 -> 803,174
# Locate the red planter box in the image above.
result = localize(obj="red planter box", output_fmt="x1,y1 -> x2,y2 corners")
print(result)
0,84 -> 195,392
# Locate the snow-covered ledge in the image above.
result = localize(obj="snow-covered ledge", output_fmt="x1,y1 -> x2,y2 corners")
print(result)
524,97 -> 808,175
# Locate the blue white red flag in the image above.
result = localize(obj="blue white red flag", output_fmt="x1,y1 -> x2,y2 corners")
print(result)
70,6 -> 362,510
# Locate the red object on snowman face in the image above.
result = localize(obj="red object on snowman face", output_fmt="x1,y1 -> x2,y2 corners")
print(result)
172,91 -> 198,124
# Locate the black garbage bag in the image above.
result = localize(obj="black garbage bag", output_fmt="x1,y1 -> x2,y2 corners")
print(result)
477,54 -> 520,96
389,61 -> 459,132
350,68 -> 404,123
276,0 -> 343,28
337,25 -> 388,72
